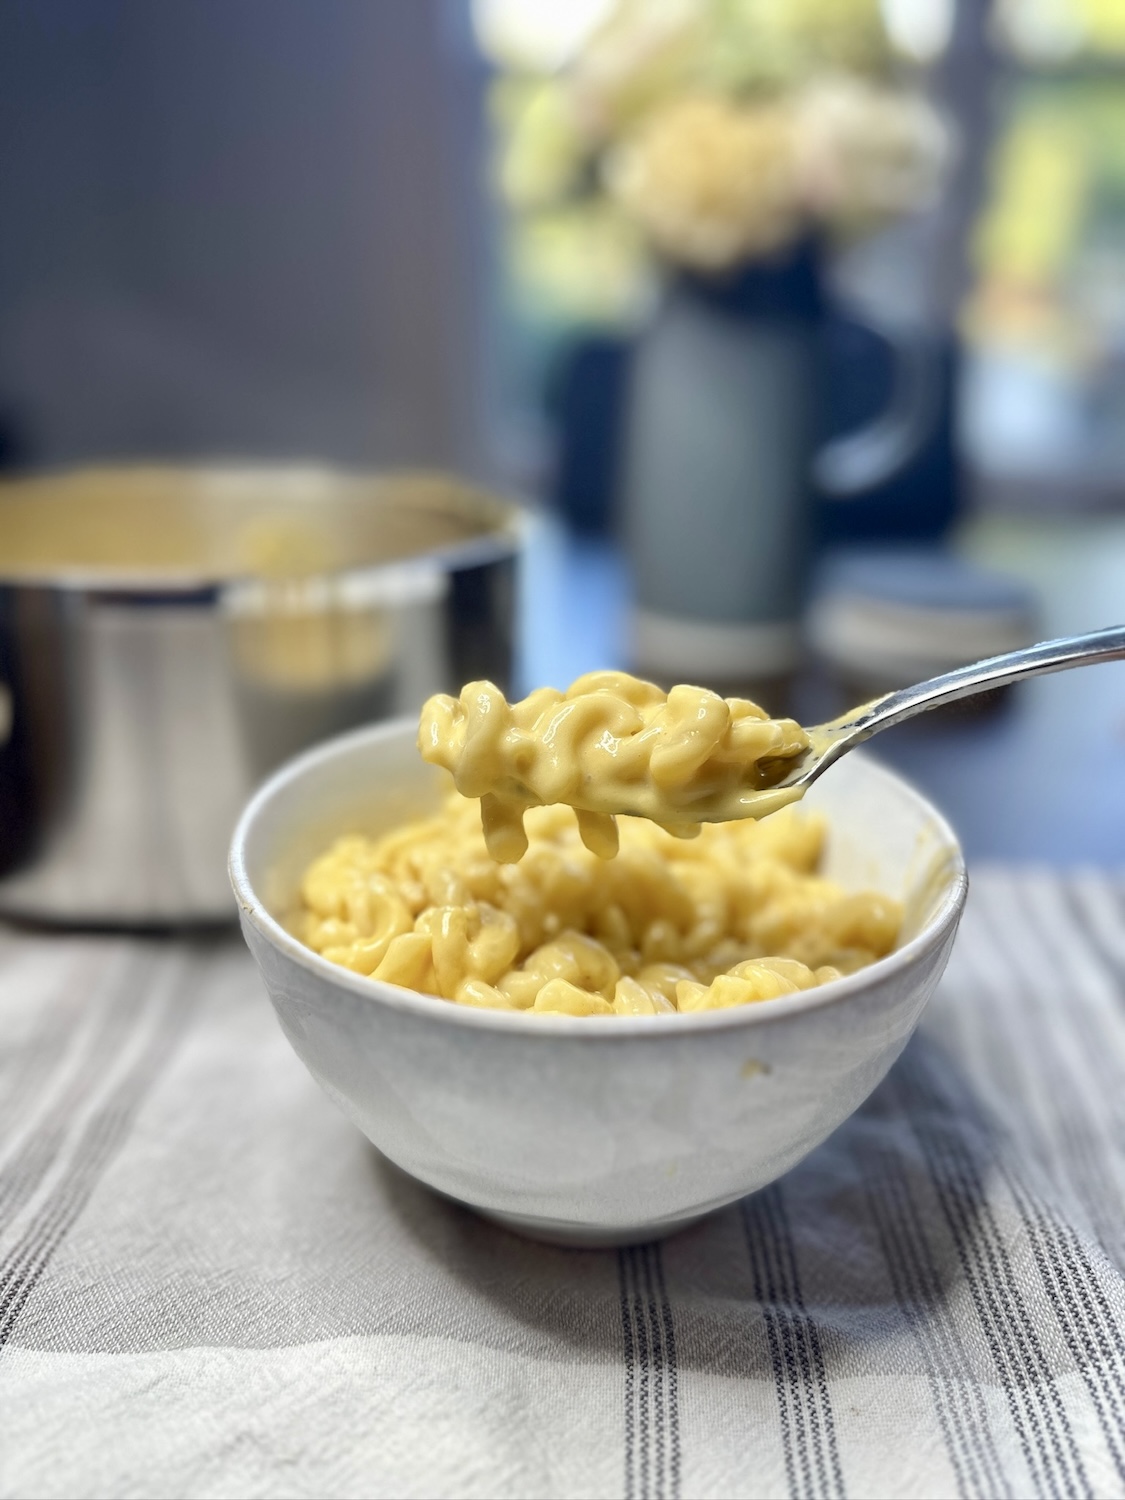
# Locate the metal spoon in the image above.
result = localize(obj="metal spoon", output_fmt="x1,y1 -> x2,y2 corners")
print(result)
752,623 -> 1125,813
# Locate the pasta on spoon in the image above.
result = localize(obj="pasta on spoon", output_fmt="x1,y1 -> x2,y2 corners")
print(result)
417,671 -> 811,862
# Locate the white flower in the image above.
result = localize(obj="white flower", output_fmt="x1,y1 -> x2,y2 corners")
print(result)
795,76 -> 952,232
605,95 -> 803,273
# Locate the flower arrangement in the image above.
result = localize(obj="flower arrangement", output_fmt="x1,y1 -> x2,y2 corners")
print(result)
483,0 -> 952,319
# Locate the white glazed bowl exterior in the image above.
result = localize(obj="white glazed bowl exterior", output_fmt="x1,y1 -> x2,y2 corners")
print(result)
230,720 -> 967,1245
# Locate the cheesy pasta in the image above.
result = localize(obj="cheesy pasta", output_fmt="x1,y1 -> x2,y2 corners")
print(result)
418,672 -> 811,862
297,792 -> 901,1017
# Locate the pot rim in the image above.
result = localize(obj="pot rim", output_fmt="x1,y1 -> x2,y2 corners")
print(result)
0,462 -> 524,594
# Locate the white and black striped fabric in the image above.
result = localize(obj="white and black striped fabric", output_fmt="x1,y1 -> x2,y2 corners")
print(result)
2,869 -> 1125,1499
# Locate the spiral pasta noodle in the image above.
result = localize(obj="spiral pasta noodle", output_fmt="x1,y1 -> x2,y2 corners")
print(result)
297,792 -> 901,1017
418,672 -> 811,862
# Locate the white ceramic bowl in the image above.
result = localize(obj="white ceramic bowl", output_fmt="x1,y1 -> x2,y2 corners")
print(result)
230,719 -> 967,1246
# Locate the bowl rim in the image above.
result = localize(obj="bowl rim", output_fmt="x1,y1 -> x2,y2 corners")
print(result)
230,716 -> 969,1039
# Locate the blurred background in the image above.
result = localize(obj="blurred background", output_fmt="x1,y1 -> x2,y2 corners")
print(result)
2,0 -> 1124,885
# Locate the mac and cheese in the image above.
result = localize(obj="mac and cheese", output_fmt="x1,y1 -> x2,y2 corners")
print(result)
297,792 -> 901,1016
418,672 -> 811,862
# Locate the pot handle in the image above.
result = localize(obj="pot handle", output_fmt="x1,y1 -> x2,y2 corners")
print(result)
813,323 -> 943,498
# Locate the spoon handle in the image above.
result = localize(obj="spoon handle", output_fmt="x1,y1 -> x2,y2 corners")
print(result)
843,623 -> 1125,743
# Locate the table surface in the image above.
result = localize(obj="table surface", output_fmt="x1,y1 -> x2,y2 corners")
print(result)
518,511 -> 1125,866
4,871 -> 1125,1499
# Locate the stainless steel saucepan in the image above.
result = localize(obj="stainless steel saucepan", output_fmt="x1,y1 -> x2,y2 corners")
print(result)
0,466 -> 521,925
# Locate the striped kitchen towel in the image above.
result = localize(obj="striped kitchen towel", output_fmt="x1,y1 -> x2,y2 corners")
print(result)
1,868 -> 1124,1500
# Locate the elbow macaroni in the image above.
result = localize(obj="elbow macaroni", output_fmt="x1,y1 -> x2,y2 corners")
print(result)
418,672 -> 811,862
297,791 -> 901,1017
